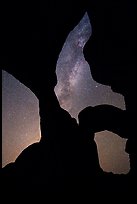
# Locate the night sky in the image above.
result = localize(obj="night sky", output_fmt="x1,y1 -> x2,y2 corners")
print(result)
2,13 -> 130,174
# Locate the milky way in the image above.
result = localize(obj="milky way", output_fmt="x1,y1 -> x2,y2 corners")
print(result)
2,13 -> 130,174
55,13 -> 126,119
55,14 -> 91,117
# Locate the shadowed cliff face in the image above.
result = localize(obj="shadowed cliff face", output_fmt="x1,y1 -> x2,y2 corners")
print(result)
1,1 -> 136,111
1,1 -> 86,98
1,0 -> 136,193
1,1 -> 136,107
83,0 -> 137,175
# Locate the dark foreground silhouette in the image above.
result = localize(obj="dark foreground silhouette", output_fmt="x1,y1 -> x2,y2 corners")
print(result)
2,103 -> 135,193
1,0 -> 136,194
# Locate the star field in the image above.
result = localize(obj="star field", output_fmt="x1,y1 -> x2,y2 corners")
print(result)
2,71 -> 41,167
2,13 -> 130,174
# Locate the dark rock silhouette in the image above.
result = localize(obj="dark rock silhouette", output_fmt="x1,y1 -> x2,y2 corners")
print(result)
78,105 -> 135,193
1,0 -> 136,194
84,0 -> 137,177
78,105 -> 129,137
